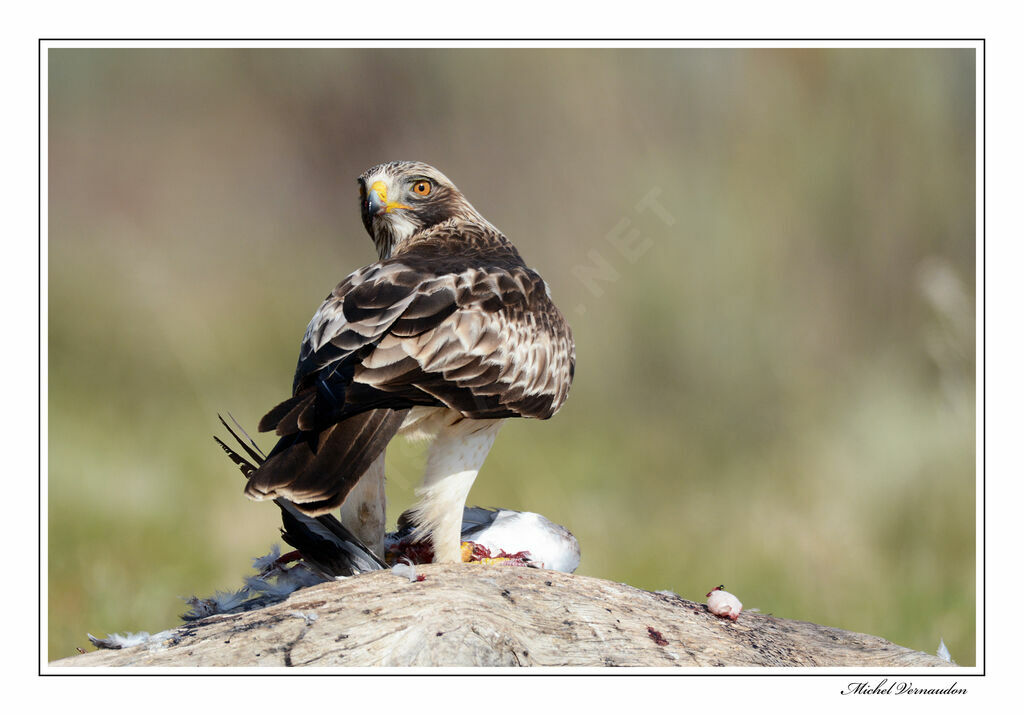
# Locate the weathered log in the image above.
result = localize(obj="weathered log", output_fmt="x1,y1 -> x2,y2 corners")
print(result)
51,564 -> 950,667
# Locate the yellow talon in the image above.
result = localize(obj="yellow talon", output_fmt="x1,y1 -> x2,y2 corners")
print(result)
460,542 -> 523,566
476,557 -> 518,566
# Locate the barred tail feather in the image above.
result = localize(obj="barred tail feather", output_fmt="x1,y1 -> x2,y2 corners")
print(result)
244,408 -> 407,516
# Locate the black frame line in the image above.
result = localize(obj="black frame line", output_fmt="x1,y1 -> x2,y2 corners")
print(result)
37,38 -> 985,678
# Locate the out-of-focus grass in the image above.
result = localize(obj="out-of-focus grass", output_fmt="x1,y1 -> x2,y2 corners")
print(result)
47,48 -> 975,664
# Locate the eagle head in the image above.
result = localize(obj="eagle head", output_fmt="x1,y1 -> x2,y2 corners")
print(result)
358,161 -> 482,259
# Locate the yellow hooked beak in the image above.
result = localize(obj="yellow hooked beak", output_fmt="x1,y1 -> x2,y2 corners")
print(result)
368,180 -> 411,215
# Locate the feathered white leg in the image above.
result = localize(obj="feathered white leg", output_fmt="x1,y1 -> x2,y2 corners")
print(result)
407,418 -> 504,563
338,452 -> 387,558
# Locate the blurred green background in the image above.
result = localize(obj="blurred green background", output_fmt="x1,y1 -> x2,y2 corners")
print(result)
47,48 -> 976,664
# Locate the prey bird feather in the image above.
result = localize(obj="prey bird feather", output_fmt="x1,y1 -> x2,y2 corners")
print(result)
215,415 -> 386,576
216,415 -> 581,576
242,162 -> 575,563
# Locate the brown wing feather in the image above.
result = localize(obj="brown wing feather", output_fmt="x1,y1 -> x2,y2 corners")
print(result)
353,259 -> 575,420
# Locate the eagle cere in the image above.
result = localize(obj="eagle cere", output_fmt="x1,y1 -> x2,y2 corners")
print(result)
244,161 -> 575,564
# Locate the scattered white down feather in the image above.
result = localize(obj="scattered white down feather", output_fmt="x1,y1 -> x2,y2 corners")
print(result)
459,507 -> 581,573
937,638 -> 956,664
392,561 -> 419,582
288,611 -> 319,626
706,585 -> 742,621
87,629 -> 176,650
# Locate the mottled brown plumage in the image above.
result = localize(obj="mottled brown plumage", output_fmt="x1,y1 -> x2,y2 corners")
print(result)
245,161 -> 574,562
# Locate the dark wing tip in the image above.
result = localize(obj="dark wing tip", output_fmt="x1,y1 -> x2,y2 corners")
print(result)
257,394 -> 309,434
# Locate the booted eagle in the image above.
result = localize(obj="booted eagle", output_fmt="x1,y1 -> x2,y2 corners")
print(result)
244,161 -> 575,564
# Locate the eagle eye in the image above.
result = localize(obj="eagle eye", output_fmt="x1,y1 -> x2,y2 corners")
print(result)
412,180 -> 432,197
